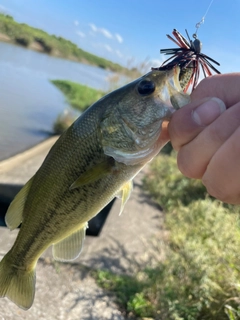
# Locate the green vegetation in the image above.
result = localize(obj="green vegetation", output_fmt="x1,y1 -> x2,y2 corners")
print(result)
143,152 -> 208,211
51,80 -> 105,112
51,80 -> 105,134
0,13 -> 128,73
93,270 -> 154,317
95,152 -> 240,320
52,109 -> 78,135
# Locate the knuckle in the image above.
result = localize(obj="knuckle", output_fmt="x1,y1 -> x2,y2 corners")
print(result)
177,149 -> 203,179
207,124 -> 225,146
202,176 -> 232,203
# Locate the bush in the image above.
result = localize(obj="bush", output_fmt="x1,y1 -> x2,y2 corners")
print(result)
95,153 -> 240,319
143,152 -> 208,211
95,200 -> 240,319
154,200 -> 240,320
34,37 -> 53,53
15,33 -> 33,46
53,109 -> 78,134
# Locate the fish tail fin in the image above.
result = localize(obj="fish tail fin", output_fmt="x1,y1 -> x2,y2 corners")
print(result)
0,253 -> 36,310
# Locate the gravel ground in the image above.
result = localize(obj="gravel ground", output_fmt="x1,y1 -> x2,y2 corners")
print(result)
0,138 -> 163,320
0,259 -> 127,320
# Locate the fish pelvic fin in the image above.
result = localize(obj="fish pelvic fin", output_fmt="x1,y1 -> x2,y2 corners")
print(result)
52,222 -> 88,261
5,176 -> 34,230
116,180 -> 133,215
0,253 -> 36,310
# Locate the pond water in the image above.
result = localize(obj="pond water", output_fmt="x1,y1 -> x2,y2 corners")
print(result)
0,42 -> 112,161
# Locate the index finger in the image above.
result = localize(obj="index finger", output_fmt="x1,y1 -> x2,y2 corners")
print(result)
191,73 -> 240,107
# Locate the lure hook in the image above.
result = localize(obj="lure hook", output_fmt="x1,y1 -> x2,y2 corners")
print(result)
153,29 -> 220,92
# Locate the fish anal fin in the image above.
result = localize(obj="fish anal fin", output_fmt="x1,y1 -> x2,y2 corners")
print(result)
116,180 -> 133,215
52,223 -> 88,261
5,177 -> 34,230
70,158 -> 115,190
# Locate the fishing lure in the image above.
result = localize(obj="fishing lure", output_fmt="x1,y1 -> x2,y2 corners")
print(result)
153,29 -> 221,92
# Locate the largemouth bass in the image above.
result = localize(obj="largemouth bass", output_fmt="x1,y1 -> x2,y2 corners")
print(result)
0,66 -> 190,309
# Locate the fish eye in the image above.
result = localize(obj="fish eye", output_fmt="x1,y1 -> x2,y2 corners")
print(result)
137,79 -> 155,95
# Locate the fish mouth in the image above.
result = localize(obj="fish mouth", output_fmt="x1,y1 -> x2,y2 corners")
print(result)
179,64 -> 194,92
167,65 -> 191,110
164,64 -> 193,94
154,61 -> 194,93
170,65 -> 187,92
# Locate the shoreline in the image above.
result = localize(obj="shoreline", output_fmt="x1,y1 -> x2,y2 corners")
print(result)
0,36 -> 126,74
0,37 -> 92,66
0,32 -> 11,42
0,135 -> 59,171
0,133 -> 56,163
0,136 -> 59,205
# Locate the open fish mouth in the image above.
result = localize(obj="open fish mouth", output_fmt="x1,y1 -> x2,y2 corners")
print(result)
152,62 -> 194,96
179,66 -> 194,92
156,59 -> 195,93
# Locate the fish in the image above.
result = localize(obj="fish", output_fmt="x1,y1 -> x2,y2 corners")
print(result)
0,65 -> 190,310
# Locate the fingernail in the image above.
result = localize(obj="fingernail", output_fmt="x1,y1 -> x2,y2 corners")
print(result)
192,97 -> 226,126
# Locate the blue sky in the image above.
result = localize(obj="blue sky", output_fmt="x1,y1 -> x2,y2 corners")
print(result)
0,0 -> 240,74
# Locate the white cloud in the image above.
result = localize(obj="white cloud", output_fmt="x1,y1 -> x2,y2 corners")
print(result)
89,23 -> 98,32
116,50 -> 123,58
76,31 -> 85,38
104,44 -> 113,52
115,33 -> 123,44
74,20 -> 79,26
89,23 -> 113,39
99,28 -> 112,39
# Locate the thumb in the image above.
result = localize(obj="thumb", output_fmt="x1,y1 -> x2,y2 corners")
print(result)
168,97 -> 226,150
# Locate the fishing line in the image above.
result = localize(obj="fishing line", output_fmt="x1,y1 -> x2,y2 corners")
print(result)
194,0 -> 215,37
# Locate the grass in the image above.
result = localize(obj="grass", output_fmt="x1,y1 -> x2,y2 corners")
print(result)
0,13 -> 129,73
94,152 -> 240,320
51,80 -> 106,133
143,152 -> 208,211
92,270 -> 154,318
51,80 -> 105,112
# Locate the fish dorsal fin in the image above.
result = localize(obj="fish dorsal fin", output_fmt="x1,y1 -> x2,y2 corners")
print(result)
116,180 -> 133,215
5,177 -> 34,230
70,158 -> 115,190
52,223 -> 88,261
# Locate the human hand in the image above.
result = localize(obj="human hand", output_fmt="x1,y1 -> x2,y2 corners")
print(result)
168,73 -> 240,204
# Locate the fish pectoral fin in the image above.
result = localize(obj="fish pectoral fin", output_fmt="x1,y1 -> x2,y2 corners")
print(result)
69,158 -> 115,190
116,180 -> 133,215
5,176 -> 34,230
52,222 -> 88,261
